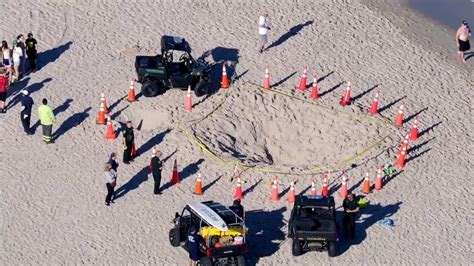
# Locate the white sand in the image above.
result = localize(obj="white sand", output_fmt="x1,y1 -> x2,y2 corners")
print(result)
1,0 -> 472,264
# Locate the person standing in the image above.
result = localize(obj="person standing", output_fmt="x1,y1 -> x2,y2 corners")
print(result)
230,199 -> 244,219
37,98 -> 56,143
104,163 -> 117,206
122,121 -> 135,164
20,89 -> 34,134
16,35 -> 26,77
150,150 -> 163,194
0,68 -> 8,113
456,21 -> 471,63
342,193 -> 359,240
11,40 -> 22,82
187,226 -> 201,266
1,41 -> 12,81
25,33 -> 38,72
258,12 -> 270,53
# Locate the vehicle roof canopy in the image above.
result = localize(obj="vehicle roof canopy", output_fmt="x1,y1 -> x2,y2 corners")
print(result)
161,35 -> 191,54
187,201 -> 244,231
295,195 -> 335,208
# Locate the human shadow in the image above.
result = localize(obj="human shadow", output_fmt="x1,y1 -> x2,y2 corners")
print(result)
31,98 -> 73,133
337,201 -> 402,255
378,96 -> 406,114
317,71 -> 334,84
243,178 -> 263,196
246,207 -> 287,264
404,107 -> 428,124
113,167 -> 149,200
319,81 -> 343,97
5,77 -> 31,109
179,158 -> 205,181
136,128 -> 172,157
53,107 -> 91,140
298,184 -> 312,196
202,175 -> 222,193
419,121 -> 442,137
265,20 -> 314,50
351,84 -> 379,103
271,71 -> 297,88
348,176 -> 365,193
233,69 -> 249,83
465,51 -> 474,61
37,41 -> 73,70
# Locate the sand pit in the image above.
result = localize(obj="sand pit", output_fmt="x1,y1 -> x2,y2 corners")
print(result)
1,0 -> 472,265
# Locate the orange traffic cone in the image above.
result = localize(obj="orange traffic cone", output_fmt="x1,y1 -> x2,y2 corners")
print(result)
270,178 -> 279,201
105,115 -> 117,140
339,175 -> 348,198
100,92 -> 109,114
221,64 -> 230,89
193,173 -> 203,195
400,134 -> 410,155
310,181 -> 317,196
362,172 -> 371,194
394,103 -> 405,126
375,166 -> 383,190
340,81 -> 351,106
263,66 -> 271,89
395,146 -> 407,168
96,101 -> 107,125
321,177 -> 328,197
287,181 -> 296,203
184,85 -> 192,111
368,90 -> 379,115
409,116 -> 419,141
296,66 -> 308,90
127,80 -> 136,102
233,177 -> 244,200
310,76 -> 319,100
171,159 -> 180,184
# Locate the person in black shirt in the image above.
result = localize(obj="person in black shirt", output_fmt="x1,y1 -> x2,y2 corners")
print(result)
230,199 -> 244,219
150,150 -> 163,194
342,193 -> 359,240
187,226 -> 201,266
20,89 -> 34,135
122,121 -> 135,164
108,152 -> 119,171
25,33 -> 38,72
16,34 -> 26,77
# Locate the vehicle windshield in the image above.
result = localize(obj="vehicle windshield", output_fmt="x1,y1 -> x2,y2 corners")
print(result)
204,202 -> 244,226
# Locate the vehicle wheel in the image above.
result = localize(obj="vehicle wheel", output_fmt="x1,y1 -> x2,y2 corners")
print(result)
168,228 -> 180,247
328,241 -> 337,257
194,79 -> 209,97
236,255 -> 245,266
142,81 -> 158,97
199,257 -> 213,266
292,239 -> 302,256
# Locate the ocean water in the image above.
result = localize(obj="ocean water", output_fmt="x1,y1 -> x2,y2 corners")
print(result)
409,0 -> 474,30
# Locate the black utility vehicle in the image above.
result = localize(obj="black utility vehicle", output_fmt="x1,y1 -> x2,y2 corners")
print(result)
288,195 -> 338,257
135,35 -> 212,97
169,201 -> 247,266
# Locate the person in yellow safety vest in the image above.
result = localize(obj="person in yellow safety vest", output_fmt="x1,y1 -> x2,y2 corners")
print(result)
38,98 -> 56,144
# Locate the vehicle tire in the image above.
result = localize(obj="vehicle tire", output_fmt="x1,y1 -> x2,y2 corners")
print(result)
292,239 -> 302,256
328,241 -> 337,257
193,79 -> 209,97
199,257 -> 213,266
236,255 -> 245,266
168,228 -> 180,247
142,80 -> 159,97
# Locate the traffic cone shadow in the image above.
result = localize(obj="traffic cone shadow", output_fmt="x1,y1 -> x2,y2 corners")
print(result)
408,137 -> 434,154
318,81 -> 343,98
419,121 -> 443,138
279,180 -> 297,199
314,70 -> 334,86
378,95 -> 406,114
242,179 -> 263,196
351,84 -> 378,103
179,159 -> 205,182
405,148 -> 432,165
403,107 -> 428,124
270,71 -> 297,88
202,175 -> 223,193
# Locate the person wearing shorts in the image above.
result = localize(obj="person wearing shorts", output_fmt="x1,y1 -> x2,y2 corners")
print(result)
187,226 -> 201,266
456,21 -> 471,63
12,40 -> 22,82
0,68 -> 8,113
258,12 -> 270,53
2,41 -> 12,81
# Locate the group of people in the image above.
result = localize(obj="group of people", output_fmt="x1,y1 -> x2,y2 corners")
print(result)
1,33 -> 38,86
103,121 -> 165,206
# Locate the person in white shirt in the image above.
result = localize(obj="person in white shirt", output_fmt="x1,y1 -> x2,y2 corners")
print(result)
104,163 -> 117,206
258,12 -> 270,53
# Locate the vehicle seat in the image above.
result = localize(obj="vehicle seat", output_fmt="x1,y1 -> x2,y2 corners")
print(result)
294,218 -> 316,231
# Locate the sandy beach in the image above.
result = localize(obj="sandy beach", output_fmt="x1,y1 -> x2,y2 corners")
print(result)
1,0 -> 473,265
